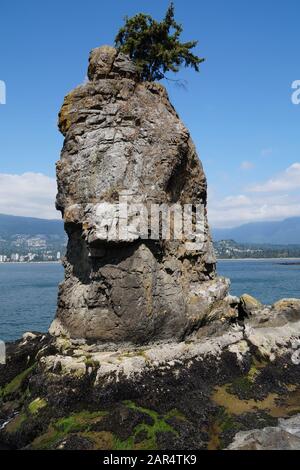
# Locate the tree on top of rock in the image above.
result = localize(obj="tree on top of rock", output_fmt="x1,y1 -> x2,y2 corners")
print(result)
115,3 -> 204,81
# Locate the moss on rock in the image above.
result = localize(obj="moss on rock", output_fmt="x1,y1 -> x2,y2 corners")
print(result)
113,401 -> 178,450
30,410 -> 107,449
0,364 -> 35,399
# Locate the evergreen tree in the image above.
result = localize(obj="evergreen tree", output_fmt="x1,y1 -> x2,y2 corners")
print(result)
115,3 -> 204,81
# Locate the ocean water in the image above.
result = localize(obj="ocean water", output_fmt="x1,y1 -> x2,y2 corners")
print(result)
0,263 -> 64,342
0,259 -> 299,342
218,259 -> 300,304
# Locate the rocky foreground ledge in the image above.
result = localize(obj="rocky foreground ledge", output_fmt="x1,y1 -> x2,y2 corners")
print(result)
1,295 -> 300,450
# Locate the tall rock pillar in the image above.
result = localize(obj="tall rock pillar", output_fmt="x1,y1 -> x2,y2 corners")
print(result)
50,46 -> 229,343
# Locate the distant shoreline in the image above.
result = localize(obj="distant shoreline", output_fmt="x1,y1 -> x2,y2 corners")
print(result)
1,258 -> 300,265
0,261 -> 62,265
217,257 -> 300,262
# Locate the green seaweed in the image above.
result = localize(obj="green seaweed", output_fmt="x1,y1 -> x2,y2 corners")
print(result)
113,401 -> 178,450
1,364 -> 35,399
30,410 -> 107,449
28,397 -> 47,414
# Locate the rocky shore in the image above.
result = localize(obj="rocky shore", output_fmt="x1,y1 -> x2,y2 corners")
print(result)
1,295 -> 300,450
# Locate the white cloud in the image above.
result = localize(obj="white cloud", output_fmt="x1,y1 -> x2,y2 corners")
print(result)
0,172 -> 59,219
208,163 -> 300,227
240,160 -> 254,170
218,194 -> 252,208
208,192 -> 300,228
249,163 -> 300,193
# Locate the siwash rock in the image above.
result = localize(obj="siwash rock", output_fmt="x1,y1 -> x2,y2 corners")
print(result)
50,46 -> 229,344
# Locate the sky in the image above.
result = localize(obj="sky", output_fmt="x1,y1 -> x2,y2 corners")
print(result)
0,0 -> 299,227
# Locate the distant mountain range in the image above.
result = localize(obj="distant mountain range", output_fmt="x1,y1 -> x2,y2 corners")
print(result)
0,214 -> 66,261
0,213 -> 64,238
212,217 -> 300,245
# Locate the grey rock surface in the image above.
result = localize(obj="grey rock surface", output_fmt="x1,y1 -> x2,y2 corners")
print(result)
50,46 -> 229,343
228,414 -> 300,450
46,301 -> 300,382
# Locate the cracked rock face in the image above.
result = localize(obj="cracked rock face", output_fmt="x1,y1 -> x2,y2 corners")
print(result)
50,45 -> 229,344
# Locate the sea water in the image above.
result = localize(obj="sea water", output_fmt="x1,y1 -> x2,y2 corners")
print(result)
0,259 -> 299,342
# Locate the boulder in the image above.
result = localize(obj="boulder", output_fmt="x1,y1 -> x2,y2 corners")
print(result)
272,299 -> 300,322
239,293 -> 262,317
228,415 -> 300,450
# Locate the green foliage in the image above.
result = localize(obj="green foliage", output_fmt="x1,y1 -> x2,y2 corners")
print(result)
115,2 -> 204,81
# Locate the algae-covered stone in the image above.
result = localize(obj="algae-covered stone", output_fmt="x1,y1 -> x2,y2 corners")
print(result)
28,398 -> 47,415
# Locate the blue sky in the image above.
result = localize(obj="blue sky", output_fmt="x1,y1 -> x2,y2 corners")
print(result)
0,0 -> 299,226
